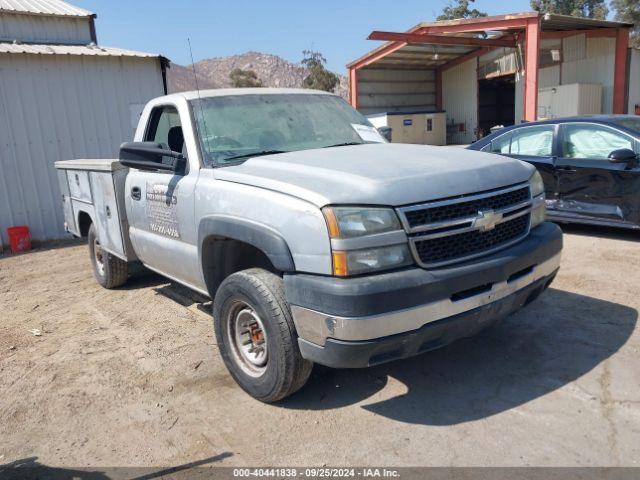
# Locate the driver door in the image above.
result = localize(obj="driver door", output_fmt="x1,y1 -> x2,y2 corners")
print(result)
555,123 -> 640,226
126,104 -> 202,288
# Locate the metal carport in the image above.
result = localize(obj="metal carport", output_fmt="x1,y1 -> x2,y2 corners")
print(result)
348,12 -> 633,124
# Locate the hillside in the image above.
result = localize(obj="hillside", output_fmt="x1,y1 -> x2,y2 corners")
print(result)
167,51 -> 348,99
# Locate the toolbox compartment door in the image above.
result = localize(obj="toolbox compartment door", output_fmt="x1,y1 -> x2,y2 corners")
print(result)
57,170 -> 78,236
67,170 -> 92,203
90,171 -> 126,258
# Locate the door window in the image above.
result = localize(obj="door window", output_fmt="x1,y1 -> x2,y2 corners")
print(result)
509,126 -> 554,156
561,124 -> 633,159
145,106 -> 185,154
488,132 -> 511,153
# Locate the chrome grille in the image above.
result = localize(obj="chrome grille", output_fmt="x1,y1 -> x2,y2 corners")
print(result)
413,214 -> 530,266
404,186 -> 530,229
397,183 -> 532,268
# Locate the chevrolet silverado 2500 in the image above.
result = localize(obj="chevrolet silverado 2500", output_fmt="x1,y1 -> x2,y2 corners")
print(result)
55,88 -> 562,402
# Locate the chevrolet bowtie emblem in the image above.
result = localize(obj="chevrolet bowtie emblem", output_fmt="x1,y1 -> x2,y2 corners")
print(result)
473,209 -> 503,232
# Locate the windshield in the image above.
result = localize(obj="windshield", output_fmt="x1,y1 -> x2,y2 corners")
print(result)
190,93 -> 384,166
612,117 -> 640,134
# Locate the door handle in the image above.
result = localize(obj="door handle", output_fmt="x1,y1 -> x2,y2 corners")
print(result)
131,186 -> 141,200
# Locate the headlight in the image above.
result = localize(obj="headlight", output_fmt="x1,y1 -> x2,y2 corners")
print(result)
322,207 -> 413,276
322,207 -> 401,238
332,244 -> 413,276
529,171 -> 546,228
530,170 -> 545,198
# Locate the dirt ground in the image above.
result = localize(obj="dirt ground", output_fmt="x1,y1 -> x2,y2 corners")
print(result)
1,225 -> 639,470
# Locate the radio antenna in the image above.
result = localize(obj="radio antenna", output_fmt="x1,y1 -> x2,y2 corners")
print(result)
188,38 -> 212,156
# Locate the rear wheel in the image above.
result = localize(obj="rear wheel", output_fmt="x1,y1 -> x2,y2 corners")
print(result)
213,268 -> 312,402
88,223 -> 128,289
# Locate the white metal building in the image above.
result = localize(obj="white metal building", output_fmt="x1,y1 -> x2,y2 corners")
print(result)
0,0 -> 168,245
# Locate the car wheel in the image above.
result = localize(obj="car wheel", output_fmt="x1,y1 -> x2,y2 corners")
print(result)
88,223 -> 128,289
213,268 -> 313,402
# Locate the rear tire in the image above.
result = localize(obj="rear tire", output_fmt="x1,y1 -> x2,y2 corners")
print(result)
88,223 -> 128,289
213,268 -> 312,402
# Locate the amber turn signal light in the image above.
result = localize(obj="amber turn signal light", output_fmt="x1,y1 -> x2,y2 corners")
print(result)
322,207 -> 341,239
332,251 -> 348,277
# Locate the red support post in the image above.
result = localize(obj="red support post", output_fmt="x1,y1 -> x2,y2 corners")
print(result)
523,17 -> 540,122
613,28 -> 629,114
349,67 -> 359,109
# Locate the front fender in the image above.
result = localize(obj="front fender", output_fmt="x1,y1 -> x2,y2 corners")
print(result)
197,215 -> 295,272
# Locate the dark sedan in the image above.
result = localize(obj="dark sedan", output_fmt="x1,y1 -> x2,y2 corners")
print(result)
468,115 -> 640,230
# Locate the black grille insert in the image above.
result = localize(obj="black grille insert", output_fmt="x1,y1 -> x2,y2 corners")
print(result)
405,186 -> 530,228
413,214 -> 530,266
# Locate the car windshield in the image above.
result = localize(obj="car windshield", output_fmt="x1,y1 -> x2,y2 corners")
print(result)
612,117 -> 640,134
190,93 -> 384,166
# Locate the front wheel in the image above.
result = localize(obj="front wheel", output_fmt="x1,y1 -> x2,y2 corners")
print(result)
88,223 -> 128,289
213,268 -> 312,402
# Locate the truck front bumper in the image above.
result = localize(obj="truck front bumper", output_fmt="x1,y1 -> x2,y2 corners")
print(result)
284,222 -> 562,368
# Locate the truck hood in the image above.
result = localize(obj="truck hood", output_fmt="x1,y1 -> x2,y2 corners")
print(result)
214,143 -> 535,207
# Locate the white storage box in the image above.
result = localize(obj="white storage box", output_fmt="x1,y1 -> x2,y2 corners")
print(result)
367,111 -> 447,145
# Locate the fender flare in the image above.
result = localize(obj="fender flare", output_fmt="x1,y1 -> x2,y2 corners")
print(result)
198,215 -> 295,272
75,207 -> 95,236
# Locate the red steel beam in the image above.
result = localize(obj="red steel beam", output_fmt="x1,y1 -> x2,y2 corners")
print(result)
368,31 -> 516,48
523,17 -> 541,121
613,28 -> 630,114
347,40 -> 407,70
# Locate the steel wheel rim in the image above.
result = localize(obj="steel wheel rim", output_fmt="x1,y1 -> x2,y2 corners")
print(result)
93,237 -> 105,277
227,300 -> 268,377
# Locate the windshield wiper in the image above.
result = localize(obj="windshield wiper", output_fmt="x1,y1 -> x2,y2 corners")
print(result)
222,150 -> 289,162
322,142 -> 364,149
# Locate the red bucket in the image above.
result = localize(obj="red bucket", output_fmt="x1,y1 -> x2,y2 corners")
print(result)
7,226 -> 31,254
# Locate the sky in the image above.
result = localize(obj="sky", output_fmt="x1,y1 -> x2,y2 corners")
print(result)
73,0 -> 533,72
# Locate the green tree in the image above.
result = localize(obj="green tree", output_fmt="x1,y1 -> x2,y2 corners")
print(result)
437,0 -> 487,20
611,0 -> 640,48
301,50 -> 339,93
229,68 -> 262,88
530,0 -> 608,19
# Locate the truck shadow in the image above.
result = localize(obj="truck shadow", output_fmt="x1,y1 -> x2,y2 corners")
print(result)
558,223 -> 640,242
280,288 -> 637,425
0,453 -> 233,479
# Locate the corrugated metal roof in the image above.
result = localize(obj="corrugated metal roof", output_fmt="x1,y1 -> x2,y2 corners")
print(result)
0,0 -> 92,17
416,12 -> 633,31
0,42 -> 159,57
541,13 -> 633,31
350,12 -> 634,69
364,43 -> 476,70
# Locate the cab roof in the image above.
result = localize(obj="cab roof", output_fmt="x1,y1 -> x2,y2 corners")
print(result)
158,88 -> 336,103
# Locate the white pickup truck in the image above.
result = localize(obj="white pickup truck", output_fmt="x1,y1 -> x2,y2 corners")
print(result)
55,88 -> 562,402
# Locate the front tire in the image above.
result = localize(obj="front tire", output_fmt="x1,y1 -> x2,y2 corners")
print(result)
88,223 -> 128,289
213,268 -> 312,402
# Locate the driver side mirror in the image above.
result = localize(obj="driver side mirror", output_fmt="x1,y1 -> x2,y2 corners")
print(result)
119,142 -> 186,173
377,126 -> 392,142
608,148 -> 638,167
